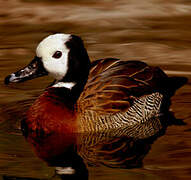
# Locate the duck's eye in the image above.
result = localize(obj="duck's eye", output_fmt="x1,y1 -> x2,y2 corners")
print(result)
52,51 -> 62,59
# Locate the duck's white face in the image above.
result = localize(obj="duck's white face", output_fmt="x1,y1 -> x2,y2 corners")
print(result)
36,34 -> 71,80
5,33 -> 90,90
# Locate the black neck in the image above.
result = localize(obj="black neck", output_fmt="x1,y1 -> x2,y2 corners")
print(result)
46,34 -> 91,109
46,78 -> 87,110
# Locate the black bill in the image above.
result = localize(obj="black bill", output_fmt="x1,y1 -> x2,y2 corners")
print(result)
4,56 -> 48,85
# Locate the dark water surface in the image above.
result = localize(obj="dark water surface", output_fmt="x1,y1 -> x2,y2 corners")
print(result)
0,0 -> 191,179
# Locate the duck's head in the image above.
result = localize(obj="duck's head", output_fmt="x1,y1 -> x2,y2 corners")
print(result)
4,33 -> 91,89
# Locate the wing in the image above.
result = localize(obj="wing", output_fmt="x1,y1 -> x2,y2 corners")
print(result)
77,58 -> 167,115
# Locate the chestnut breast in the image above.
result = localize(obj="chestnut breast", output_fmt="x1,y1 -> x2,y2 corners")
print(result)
26,89 -> 78,137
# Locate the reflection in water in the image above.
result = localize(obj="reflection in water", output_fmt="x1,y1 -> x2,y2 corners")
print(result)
10,111 -> 182,180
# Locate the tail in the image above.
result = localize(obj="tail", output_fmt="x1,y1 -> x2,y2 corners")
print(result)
163,76 -> 188,97
158,76 -> 188,113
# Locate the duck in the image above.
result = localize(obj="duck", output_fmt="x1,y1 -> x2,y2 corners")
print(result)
4,33 -> 187,143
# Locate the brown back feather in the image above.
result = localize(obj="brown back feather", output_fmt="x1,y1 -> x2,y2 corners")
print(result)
78,58 -> 167,115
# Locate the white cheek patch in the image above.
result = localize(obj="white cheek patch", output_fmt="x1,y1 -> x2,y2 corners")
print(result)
36,34 -> 71,80
43,51 -> 69,80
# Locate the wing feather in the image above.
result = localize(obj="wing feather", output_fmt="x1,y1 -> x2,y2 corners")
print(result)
78,58 -> 167,115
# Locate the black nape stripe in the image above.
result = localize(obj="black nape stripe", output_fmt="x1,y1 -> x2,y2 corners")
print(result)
61,35 -> 91,99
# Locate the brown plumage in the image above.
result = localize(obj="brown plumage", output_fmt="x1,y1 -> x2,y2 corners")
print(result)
4,34 -> 187,167
78,58 -> 167,114
77,58 -> 183,133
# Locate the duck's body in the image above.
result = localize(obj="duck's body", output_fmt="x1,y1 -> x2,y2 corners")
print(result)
5,33 -> 187,149
22,57 -> 183,139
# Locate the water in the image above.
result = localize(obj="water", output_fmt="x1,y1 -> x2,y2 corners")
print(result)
0,0 -> 191,179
